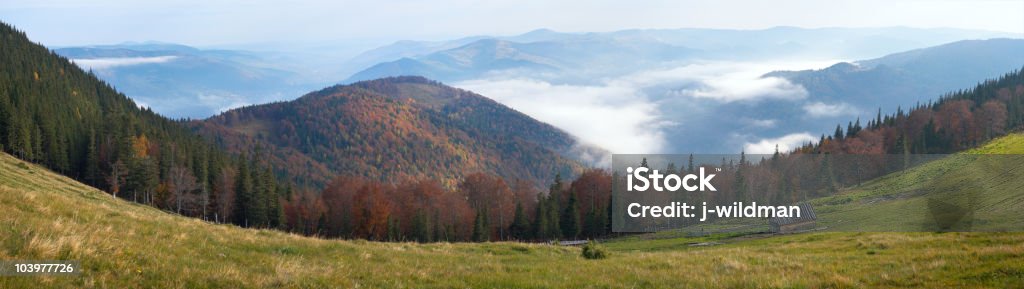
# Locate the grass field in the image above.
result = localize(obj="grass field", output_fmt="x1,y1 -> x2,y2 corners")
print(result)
2,136 -> 1024,288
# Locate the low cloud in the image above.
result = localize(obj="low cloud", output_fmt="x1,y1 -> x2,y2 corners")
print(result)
618,61 -> 818,103
197,92 -> 251,114
803,101 -> 859,118
456,78 -> 669,157
456,60 -> 837,156
72,56 -> 178,70
743,132 -> 817,154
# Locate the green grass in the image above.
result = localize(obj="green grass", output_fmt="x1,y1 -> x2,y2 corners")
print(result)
810,136 -> 1024,232
3,136 -> 1024,288
968,133 -> 1024,154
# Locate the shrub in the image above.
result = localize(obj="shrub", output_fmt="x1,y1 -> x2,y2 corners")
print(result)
581,240 -> 608,259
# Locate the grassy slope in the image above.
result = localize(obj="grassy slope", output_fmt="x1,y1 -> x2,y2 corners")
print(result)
3,137 -> 1024,288
811,135 -> 1024,232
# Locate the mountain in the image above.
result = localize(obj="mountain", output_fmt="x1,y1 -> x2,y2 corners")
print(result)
768,38 -> 1024,116
340,36 -> 490,77
192,76 -> 591,188
55,43 -> 328,119
344,27 -> 1018,84
346,37 -> 699,84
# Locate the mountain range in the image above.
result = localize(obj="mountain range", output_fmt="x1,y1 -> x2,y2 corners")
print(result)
344,27 -> 1018,84
54,27 -> 1019,121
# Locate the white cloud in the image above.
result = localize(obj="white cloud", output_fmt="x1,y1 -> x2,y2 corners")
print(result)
743,132 -> 817,154
197,92 -> 251,114
745,118 -> 777,128
619,61 -> 822,103
456,60 -> 837,156
456,78 -> 668,156
72,56 -> 178,70
803,101 -> 859,118
685,76 -> 806,102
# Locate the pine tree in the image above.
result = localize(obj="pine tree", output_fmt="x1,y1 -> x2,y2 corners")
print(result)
545,179 -> 562,239
560,192 -> 581,239
472,208 -> 489,242
387,215 -> 401,241
532,196 -> 549,240
687,153 -> 695,173
411,209 -> 431,243
259,166 -> 278,228
84,130 -> 101,187
509,201 -> 530,240
584,208 -> 599,238
233,155 -> 253,227
734,152 -> 748,200
30,123 -> 42,162
432,211 -> 443,242
7,111 -> 31,160
127,157 -> 159,205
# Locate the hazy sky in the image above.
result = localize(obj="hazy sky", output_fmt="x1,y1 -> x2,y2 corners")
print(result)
1,0 -> 1022,47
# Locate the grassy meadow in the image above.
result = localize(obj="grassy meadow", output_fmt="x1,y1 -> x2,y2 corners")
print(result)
3,135 -> 1024,288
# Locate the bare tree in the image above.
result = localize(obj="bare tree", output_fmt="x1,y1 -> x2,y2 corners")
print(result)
168,166 -> 198,214
106,160 -> 127,198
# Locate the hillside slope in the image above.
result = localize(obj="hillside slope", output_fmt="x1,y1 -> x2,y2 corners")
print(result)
2,151 -> 1022,288
192,76 -> 590,188
811,134 -> 1024,231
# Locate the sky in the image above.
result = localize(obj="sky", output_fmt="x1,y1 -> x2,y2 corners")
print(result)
1,0 -> 1022,48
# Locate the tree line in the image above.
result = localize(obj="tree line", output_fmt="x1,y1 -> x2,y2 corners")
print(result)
283,169 -> 614,242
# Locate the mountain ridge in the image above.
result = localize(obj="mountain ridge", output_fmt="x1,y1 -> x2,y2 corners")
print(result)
344,27 -> 1020,84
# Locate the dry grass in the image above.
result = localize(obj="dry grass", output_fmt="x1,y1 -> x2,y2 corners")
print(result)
1,152 -> 1023,288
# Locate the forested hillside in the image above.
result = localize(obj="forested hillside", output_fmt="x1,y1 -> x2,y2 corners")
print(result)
193,76 -> 587,189
797,66 -> 1024,154
0,22 -> 287,229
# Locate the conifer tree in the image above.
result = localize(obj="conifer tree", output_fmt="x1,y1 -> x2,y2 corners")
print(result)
509,201 -> 530,240
472,207 -> 489,242
561,192 -> 581,239
233,155 -> 253,227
